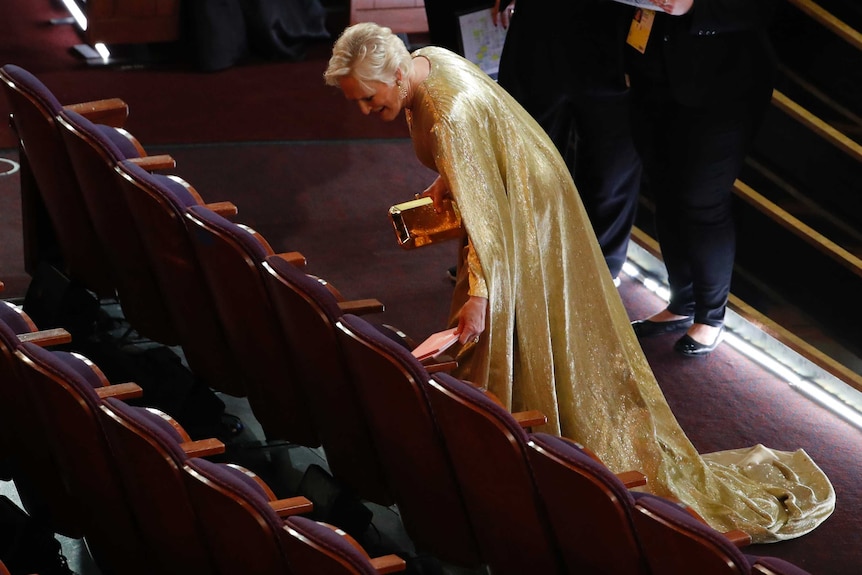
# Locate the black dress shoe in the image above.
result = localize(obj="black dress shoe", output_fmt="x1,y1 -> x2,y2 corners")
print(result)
674,326 -> 725,357
631,316 -> 693,338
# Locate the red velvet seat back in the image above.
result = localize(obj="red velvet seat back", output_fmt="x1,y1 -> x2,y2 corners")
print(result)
527,432 -> 649,575
183,457 -> 293,574
114,159 -> 246,397
261,254 -> 392,505
282,516 -> 389,575
632,492 -> 751,575
335,313 -> 482,568
56,109 -> 178,344
426,373 -> 564,575
184,205 -> 318,446
14,342 -> 154,574
0,64 -> 115,295
99,397 -> 218,575
0,309 -> 83,537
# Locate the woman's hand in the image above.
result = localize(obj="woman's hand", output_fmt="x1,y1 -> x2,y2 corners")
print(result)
491,1 -> 515,28
649,0 -> 693,16
418,175 -> 451,214
455,296 -> 488,345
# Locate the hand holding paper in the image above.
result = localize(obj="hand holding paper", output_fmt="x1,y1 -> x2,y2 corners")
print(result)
411,328 -> 460,361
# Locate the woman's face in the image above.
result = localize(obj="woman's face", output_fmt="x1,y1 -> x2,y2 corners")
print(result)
339,75 -> 402,122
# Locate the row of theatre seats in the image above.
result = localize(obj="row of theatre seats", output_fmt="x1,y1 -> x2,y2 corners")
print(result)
0,63 -> 813,574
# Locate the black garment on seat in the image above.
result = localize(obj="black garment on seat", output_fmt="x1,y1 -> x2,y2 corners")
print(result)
189,0 -> 248,71
190,0 -> 329,71
0,496 -> 72,575
22,262 -> 99,341
243,0 -> 330,61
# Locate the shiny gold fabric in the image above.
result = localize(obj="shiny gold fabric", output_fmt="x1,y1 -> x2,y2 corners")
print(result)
406,46 -> 834,543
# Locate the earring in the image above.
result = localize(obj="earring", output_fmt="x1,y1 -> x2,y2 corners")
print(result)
396,79 -> 408,101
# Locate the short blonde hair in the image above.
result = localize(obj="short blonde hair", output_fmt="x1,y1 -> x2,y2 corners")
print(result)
323,22 -> 414,92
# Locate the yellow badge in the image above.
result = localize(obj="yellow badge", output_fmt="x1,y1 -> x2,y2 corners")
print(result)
626,9 -> 655,54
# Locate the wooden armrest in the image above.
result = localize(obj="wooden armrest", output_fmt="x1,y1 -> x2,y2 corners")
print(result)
337,298 -> 385,315
615,470 -> 647,489
64,98 -> 128,127
95,382 -> 144,401
127,155 -> 177,171
421,356 -> 457,373
204,201 -> 238,218
370,555 -> 407,574
512,410 -> 547,429
274,251 -> 307,268
17,328 -> 72,347
179,438 -> 225,458
724,529 -> 752,547
269,496 -> 313,517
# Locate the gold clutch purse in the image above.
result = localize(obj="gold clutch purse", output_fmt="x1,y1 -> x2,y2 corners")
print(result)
388,196 -> 463,249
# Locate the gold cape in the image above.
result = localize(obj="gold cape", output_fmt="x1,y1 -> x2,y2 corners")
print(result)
406,47 -> 834,543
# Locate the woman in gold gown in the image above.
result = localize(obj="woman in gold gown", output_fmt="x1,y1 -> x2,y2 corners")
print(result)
324,22 -> 834,543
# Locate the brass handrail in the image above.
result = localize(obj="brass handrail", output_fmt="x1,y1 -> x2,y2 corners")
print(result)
785,0 -> 862,52
771,89 -> 862,162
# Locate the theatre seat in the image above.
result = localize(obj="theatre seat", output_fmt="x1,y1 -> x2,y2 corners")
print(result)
55,109 -> 179,344
113,159 -> 246,397
335,313 -> 483,569
99,397 -> 225,575
182,457 -> 313,574
0,64 -> 124,295
12,342 -> 153,574
282,516 -> 406,575
0,299 -> 37,335
632,492 -> 759,575
0,301 -> 26,477
0,305 -> 78,536
260,254 -> 392,506
633,495 -> 812,574
526,432 -> 650,575
425,372 -> 564,575
184,204 -> 318,446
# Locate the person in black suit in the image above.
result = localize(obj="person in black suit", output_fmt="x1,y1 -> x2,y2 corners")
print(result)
494,0 -> 642,284
627,0 -> 778,356
423,0 -> 478,52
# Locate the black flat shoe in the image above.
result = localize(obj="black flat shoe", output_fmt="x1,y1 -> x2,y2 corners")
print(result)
674,326 -> 725,358
631,316 -> 693,338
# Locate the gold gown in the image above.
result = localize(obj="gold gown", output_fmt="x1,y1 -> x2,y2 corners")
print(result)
406,47 -> 834,543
